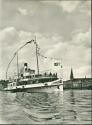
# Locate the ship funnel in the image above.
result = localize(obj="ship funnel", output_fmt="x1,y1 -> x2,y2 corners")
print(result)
24,63 -> 28,71
24,63 -> 28,67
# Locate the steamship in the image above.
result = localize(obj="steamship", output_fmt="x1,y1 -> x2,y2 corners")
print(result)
4,39 -> 63,93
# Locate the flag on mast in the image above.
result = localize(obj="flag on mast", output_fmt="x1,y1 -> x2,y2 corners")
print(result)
54,61 -> 62,68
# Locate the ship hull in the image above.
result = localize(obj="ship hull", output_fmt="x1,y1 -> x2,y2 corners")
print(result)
21,84 -> 63,93
4,81 -> 63,93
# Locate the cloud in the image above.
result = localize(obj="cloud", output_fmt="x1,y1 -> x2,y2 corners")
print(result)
0,27 -> 20,79
71,28 -> 91,48
18,8 -> 28,15
18,7 -> 34,16
19,31 -> 33,43
41,1 -> 80,13
42,0 -> 91,15
0,27 -> 91,80
58,1 -> 80,13
41,29 -> 91,79
75,65 -> 91,78
0,0 -> 91,80
79,0 -> 91,16
0,27 -> 19,47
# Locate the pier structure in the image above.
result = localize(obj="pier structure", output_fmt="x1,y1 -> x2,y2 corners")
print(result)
63,68 -> 92,89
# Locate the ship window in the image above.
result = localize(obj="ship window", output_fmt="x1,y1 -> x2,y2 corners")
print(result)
26,76 -> 30,78
13,83 -> 16,86
57,86 -> 60,89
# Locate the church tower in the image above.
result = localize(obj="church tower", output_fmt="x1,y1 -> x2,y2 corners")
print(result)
70,68 -> 74,80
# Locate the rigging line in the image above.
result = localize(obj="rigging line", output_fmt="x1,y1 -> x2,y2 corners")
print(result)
37,45 -> 62,61
38,53 -> 62,61
6,52 -> 17,79
15,40 -> 34,53
37,49 -> 61,60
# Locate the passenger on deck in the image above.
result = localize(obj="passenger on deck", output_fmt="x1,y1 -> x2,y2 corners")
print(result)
44,72 -> 47,76
49,72 -> 52,76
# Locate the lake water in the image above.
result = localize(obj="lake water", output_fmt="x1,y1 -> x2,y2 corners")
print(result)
0,90 -> 91,124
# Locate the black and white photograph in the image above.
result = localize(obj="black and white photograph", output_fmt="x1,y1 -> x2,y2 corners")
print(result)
0,0 -> 91,124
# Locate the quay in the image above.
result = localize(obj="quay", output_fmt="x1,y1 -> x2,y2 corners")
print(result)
63,78 -> 92,90
63,68 -> 92,90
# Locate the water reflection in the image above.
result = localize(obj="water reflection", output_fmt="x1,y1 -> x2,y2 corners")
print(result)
0,90 -> 91,124
69,90 -> 77,120
63,90 -> 91,124
63,90 -> 77,124
15,92 -> 63,124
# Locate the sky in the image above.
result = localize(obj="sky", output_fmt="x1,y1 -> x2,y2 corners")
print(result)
0,0 -> 91,80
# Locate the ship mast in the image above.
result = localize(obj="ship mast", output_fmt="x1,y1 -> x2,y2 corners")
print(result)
35,36 -> 39,75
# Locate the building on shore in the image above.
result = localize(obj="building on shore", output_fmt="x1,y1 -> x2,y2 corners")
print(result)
63,68 -> 92,89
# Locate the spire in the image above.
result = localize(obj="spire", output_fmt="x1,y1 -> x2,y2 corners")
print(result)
70,68 -> 74,80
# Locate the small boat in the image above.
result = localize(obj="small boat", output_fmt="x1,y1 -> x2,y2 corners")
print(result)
4,38 -> 63,93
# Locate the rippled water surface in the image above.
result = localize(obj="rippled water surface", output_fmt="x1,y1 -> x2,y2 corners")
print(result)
0,90 -> 91,124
